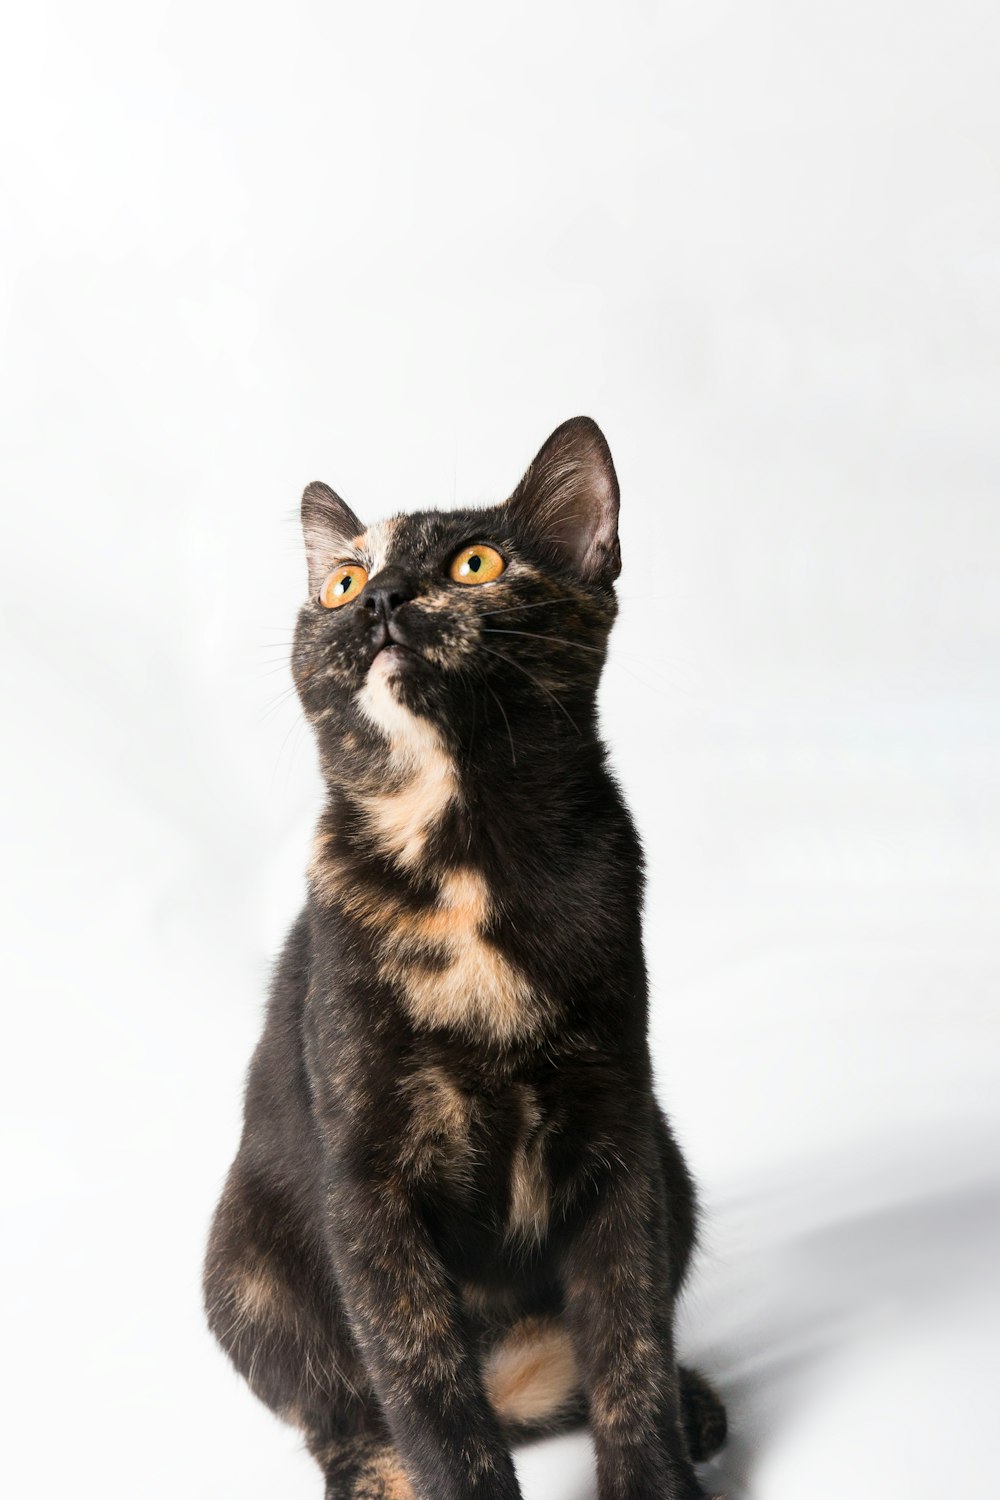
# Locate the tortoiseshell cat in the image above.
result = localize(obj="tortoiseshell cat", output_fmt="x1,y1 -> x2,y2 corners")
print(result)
204,418 -> 727,1500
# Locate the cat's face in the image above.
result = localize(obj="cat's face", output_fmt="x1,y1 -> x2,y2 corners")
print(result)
292,418 -> 621,760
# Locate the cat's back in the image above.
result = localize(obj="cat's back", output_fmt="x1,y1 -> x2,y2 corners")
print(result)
237,908 -> 323,1183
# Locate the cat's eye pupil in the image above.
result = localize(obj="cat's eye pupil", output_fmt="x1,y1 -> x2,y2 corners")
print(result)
468,554 -> 482,573
340,577 -> 352,593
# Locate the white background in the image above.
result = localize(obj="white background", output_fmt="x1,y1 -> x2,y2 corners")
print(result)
2,3 -> 998,1497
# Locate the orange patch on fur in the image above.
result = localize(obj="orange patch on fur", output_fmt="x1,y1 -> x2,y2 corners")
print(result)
361,745 -> 456,868
385,870 -> 539,1041
506,1086 -> 550,1245
308,856 -> 541,1041
404,868 -> 490,939
355,665 -> 458,868
234,1264 -> 286,1322
483,1317 -> 580,1424
307,830 -> 344,906
355,1447 -> 414,1500
399,1066 -> 476,1184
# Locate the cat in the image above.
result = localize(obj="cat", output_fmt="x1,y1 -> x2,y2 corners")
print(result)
203,417 -> 727,1500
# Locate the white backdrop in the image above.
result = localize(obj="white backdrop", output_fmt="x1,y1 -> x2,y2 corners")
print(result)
2,3 -> 998,1497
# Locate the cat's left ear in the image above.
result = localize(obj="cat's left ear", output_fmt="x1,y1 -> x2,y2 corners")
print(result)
301,481 -> 365,597
507,416 -> 621,585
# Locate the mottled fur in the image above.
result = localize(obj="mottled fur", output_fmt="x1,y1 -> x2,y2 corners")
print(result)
204,418 -> 727,1499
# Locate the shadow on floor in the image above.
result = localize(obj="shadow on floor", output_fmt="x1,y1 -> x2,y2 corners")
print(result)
681,1130 -> 1000,1497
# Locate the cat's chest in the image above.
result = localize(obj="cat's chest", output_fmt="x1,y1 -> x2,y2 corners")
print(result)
315,852 -> 552,1049
400,1066 -> 553,1248
379,865 -> 546,1042
312,749 -> 555,1044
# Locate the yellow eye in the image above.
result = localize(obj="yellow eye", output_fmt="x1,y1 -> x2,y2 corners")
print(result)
320,564 -> 368,608
449,543 -> 505,585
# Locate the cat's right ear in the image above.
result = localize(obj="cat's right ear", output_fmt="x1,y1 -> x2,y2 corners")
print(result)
301,481 -> 364,597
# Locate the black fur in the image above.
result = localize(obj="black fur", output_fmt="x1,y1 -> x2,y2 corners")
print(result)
204,418 -> 727,1499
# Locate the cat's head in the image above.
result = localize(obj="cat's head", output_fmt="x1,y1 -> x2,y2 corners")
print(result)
292,417 -> 621,760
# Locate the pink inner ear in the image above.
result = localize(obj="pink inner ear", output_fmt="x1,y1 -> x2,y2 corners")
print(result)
508,417 -> 621,584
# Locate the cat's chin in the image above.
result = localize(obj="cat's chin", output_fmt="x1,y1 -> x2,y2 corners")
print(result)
358,643 -> 438,746
368,643 -> 412,680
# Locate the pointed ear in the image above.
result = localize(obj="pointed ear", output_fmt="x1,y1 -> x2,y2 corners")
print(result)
507,417 -> 621,585
300,481 -> 364,596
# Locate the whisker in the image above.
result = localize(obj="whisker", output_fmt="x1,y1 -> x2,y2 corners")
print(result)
483,626 -> 691,695
476,598 -> 574,618
271,705 -> 308,790
478,645 -> 580,735
259,682 -> 303,720
485,679 -> 516,768
459,657 -> 518,771
258,661 -> 299,680
483,627 -> 606,657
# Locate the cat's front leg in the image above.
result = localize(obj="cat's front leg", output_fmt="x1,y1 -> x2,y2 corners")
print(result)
562,1150 -> 713,1500
324,1164 -> 523,1500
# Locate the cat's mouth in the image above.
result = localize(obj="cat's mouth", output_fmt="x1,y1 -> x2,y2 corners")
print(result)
370,615 -> 406,650
368,618 -> 418,673
373,642 -> 411,664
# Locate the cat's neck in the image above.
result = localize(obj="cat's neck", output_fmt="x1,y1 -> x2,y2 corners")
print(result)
315,679 -> 606,881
